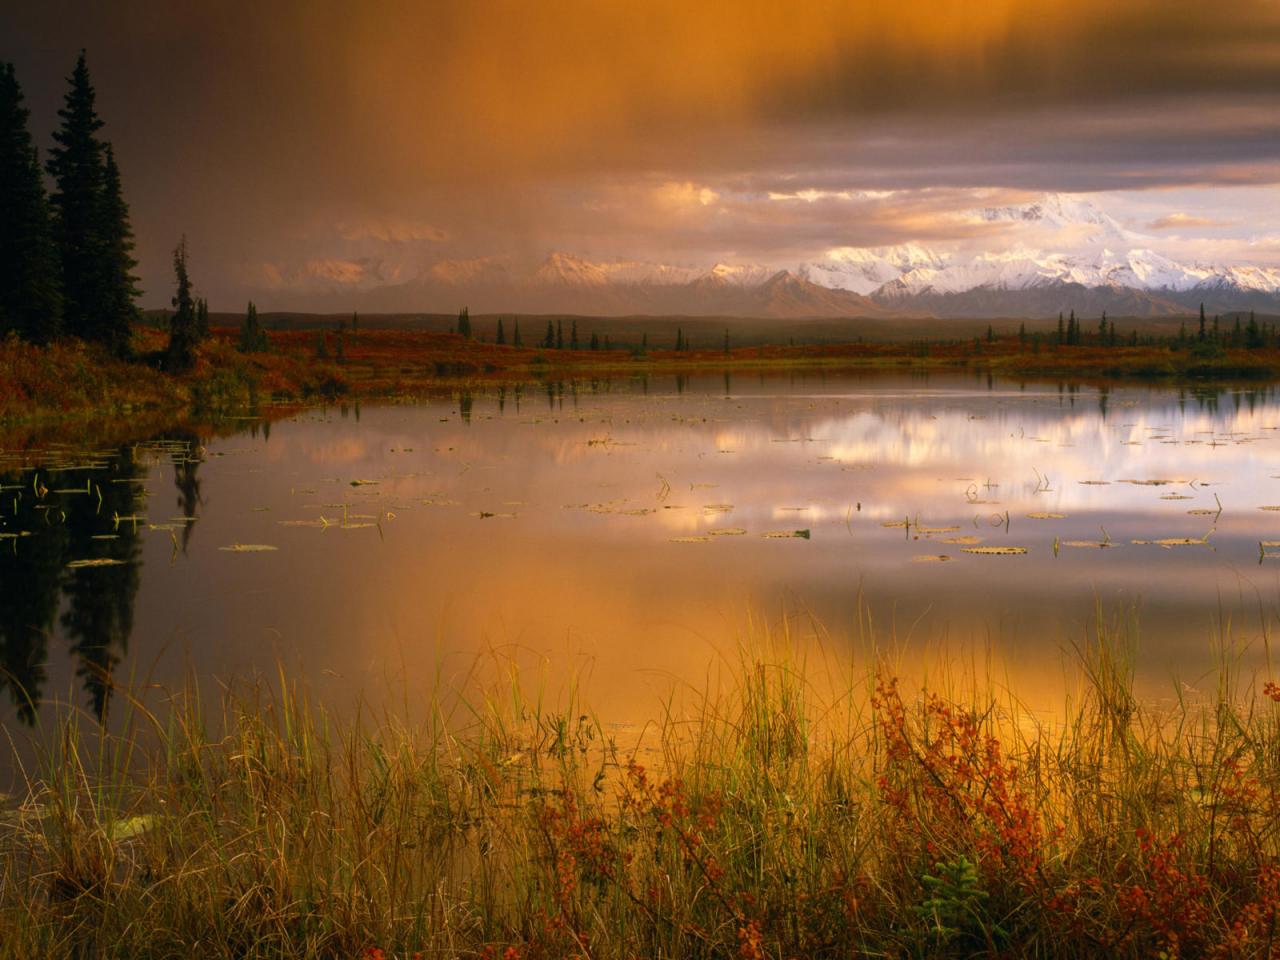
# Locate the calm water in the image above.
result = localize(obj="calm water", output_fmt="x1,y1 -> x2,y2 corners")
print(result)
4,371 -> 1280,743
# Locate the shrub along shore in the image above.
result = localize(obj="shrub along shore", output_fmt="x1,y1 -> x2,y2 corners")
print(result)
3,629 -> 1280,958
9,323 -> 1280,434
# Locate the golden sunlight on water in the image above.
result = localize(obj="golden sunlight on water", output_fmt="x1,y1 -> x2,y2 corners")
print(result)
4,372 -> 1280,742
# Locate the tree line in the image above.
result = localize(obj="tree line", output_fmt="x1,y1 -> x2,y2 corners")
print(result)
0,53 -> 239,371
0,53 -> 138,355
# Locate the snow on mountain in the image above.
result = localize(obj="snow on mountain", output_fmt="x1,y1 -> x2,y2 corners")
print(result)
798,243 -> 946,295
597,259 -> 702,286
266,193 -> 1280,317
972,192 -> 1132,241
700,262 -> 776,287
530,252 -> 613,287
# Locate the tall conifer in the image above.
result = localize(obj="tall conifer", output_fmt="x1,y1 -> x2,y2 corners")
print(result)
166,237 -> 199,370
0,63 -> 62,342
48,52 -> 107,345
96,144 -> 140,355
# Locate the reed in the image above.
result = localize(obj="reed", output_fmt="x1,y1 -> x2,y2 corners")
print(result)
2,620 -> 1280,958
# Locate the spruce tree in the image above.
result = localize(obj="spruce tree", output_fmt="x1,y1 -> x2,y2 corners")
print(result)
542,320 -> 554,348
457,306 -> 471,339
351,311 -> 359,335
1198,303 -> 1206,341
1057,312 -> 1064,345
513,318 -> 522,348
556,319 -> 564,350
724,328 -> 730,354
96,144 -> 140,355
165,237 -> 200,370
570,318 -> 578,350
0,62 -> 62,342
590,331 -> 599,350
47,53 -> 109,347
676,328 -> 684,351
239,301 -> 267,353
496,316 -> 505,345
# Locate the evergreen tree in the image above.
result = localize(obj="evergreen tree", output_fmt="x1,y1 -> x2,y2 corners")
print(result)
556,318 -> 564,350
570,318 -> 578,350
238,301 -> 267,353
1098,312 -> 1107,342
604,334 -> 611,350
986,324 -> 994,342
0,62 -> 62,342
676,327 -> 684,351
195,296 -> 209,340
1212,314 -> 1220,343
1198,303 -> 1206,341
541,320 -> 554,349
1056,312 -> 1064,345
165,236 -> 200,370
513,318 -> 522,348
48,52 -> 137,355
496,316 -> 505,345
1018,322 -> 1026,346
1232,316 -> 1243,346
96,144 -> 140,355
457,306 -> 471,339
48,52 -> 107,346
590,331 -> 599,350
1247,310 -> 1262,349
724,328 -> 730,354
641,332 -> 648,351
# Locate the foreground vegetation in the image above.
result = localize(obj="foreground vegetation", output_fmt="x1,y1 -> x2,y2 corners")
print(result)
3,628 -> 1280,958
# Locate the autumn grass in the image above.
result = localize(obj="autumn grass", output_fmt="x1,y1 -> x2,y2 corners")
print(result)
3,619 -> 1280,959
9,326 -> 1280,433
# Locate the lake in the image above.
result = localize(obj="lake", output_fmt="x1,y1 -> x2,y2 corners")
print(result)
4,371 -> 1280,752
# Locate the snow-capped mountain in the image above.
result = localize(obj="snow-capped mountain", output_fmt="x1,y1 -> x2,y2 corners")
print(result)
973,192 -> 1130,237
798,243 -> 946,295
259,194 -> 1280,318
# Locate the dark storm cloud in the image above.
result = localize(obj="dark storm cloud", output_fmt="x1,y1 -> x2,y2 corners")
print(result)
2,1 -> 1279,303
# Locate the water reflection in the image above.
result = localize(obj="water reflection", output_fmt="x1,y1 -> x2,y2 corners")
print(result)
4,375 -> 1280,733
0,439 -> 201,722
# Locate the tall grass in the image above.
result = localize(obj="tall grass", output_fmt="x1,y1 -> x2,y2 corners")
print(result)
3,622 -> 1280,958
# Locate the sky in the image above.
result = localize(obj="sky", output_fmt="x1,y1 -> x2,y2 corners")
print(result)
4,0 -> 1280,307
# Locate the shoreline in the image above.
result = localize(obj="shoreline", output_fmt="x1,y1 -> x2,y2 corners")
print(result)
6,324 -> 1280,438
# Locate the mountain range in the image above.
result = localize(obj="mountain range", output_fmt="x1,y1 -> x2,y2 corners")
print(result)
267,195 -> 1280,318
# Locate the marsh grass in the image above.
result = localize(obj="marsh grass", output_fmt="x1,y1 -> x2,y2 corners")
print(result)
3,621 -> 1280,958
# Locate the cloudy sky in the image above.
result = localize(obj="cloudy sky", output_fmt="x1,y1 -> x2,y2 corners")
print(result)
4,0 -> 1280,306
